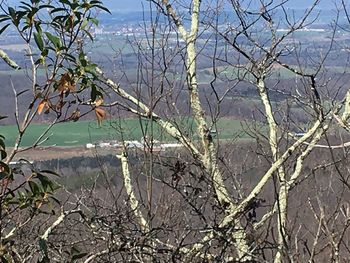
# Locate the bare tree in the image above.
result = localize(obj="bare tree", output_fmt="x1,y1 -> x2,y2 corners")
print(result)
91,0 -> 350,261
1,0 -> 350,262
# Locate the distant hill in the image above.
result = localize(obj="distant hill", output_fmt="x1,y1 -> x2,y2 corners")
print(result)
101,0 -> 144,11
103,0 -> 336,11
8,0 -> 143,11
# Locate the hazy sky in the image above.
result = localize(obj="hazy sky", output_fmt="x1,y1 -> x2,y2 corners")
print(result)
6,0 -> 141,11
8,0 -> 336,11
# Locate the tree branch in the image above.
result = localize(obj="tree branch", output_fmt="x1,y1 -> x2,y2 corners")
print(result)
0,49 -> 20,70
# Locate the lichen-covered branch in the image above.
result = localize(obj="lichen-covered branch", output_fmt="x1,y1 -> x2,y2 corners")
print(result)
160,0 -> 253,259
39,208 -> 83,257
95,67 -> 200,158
0,49 -> 21,70
187,118 -> 324,256
256,77 -> 288,262
84,249 -> 110,263
253,125 -> 328,230
117,152 -> 150,233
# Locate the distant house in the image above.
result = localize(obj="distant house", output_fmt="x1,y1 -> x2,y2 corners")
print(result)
85,139 -> 184,151
9,160 -> 33,165
160,143 -> 183,149
98,142 -> 111,148
125,141 -> 144,149
86,143 -> 95,149
294,132 -> 305,137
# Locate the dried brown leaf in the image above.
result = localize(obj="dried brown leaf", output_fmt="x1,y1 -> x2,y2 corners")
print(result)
69,110 -> 81,122
37,100 -> 49,115
57,73 -> 76,93
95,107 -> 106,125
95,97 -> 103,107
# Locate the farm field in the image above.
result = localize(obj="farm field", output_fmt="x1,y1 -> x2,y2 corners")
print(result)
0,117 -> 252,147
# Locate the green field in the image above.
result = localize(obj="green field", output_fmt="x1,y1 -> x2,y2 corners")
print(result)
0,118 -> 252,147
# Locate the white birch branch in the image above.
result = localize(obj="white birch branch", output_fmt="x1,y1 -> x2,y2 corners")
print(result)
161,0 -> 188,40
40,209 -> 82,242
0,48 -> 21,70
257,77 -> 288,263
95,67 -> 201,159
187,118 -> 323,257
159,0 -> 252,259
84,249 -> 110,263
117,151 -> 150,233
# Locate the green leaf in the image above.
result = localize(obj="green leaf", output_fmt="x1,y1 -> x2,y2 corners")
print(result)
16,11 -> 27,21
91,4 -> 111,14
28,181 -> 41,195
0,162 -> 10,177
0,14 -> 10,19
81,18 -> 88,30
85,30 -> 94,42
40,170 -> 60,177
90,84 -> 102,101
39,5 -> 55,9
45,32 -> 61,49
59,0 -> 71,5
50,7 -> 67,14
37,173 -> 60,192
17,89 -> 29,97
20,1 -> 33,8
84,64 -> 96,73
18,5 -> 31,11
78,52 -> 87,67
0,255 -> 9,263
0,171 -> 7,180
37,174 -> 51,191
41,48 -> 49,57
34,32 -> 44,51
34,21 -> 42,34
22,25 -> 31,32
38,238 -> 48,255
50,196 -> 61,205
8,7 -> 16,19
90,1 -> 103,5
72,252 -> 88,261
19,201 -> 31,209
62,53 -> 75,62
0,16 -> 11,23
38,256 -> 50,263
0,138 -> 5,149
0,150 -> 7,160
88,17 -> 99,26
0,24 -> 10,35
70,3 -> 79,10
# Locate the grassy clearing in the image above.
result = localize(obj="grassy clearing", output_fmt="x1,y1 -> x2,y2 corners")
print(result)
213,65 -> 319,80
0,68 -> 49,77
87,35 -> 136,55
0,117 -> 252,147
